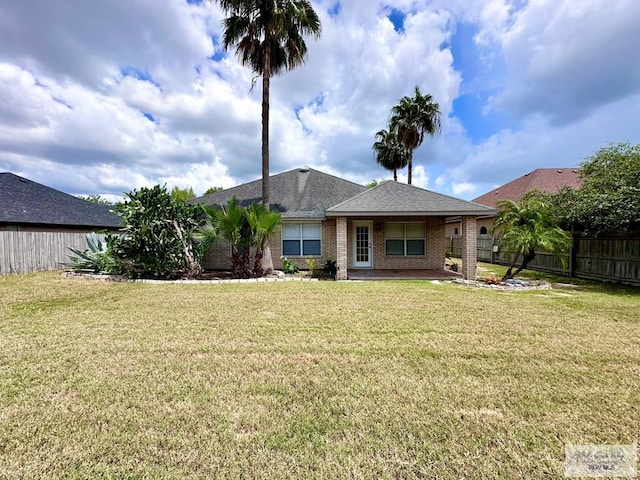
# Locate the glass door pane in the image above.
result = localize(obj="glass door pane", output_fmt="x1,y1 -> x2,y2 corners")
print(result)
356,225 -> 369,263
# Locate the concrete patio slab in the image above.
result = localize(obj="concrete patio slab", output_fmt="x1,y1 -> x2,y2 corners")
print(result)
347,269 -> 462,281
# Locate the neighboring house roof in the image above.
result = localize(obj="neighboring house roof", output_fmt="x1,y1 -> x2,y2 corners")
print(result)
472,168 -> 581,208
326,180 -> 496,217
0,172 -> 121,228
195,167 -> 367,219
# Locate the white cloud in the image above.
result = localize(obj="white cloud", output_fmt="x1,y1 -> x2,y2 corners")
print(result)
0,0 -> 215,91
452,182 -> 476,196
0,0 -> 638,206
396,165 -> 429,189
444,94 -> 640,197
493,0 -> 640,123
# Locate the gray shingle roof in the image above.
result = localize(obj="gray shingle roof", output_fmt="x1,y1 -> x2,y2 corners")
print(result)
326,180 -> 496,217
193,167 -> 367,218
0,172 -> 121,228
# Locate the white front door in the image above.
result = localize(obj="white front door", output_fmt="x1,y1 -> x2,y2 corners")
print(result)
353,221 -> 373,268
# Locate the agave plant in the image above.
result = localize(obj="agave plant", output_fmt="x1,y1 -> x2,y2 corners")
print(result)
67,232 -> 121,274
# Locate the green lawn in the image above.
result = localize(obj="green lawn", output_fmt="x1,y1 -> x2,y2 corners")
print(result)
0,267 -> 638,479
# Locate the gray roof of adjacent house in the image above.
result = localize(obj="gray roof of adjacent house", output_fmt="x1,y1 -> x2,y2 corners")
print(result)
326,180 -> 496,217
0,172 -> 121,228
194,167 -> 367,219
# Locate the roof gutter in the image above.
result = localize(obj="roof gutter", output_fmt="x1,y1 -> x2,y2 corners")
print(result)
325,210 -> 497,217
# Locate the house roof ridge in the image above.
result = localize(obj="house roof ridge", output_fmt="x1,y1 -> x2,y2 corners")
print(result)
193,166 -> 367,218
394,181 -> 496,208
327,179 -> 495,216
326,181 -> 382,211
194,166 -> 365,203
471,166 -> 581,207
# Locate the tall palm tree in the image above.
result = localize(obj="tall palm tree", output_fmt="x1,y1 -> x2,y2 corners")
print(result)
490,195 -> 572,282
389,86 -> 441,184
216,0 -> 321,273
372,128 -> 408,181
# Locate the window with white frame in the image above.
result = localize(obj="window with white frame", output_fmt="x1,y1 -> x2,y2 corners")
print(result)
282,222 -> 322,256
385,222 -> 425,256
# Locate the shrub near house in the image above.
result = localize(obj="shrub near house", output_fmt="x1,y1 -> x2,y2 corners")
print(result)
110,185 -> 204,279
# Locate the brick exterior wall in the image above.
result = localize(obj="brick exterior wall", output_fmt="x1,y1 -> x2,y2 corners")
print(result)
203,219 -> 338,271
345,216 -> 446,270
203,239 -> 233,270
203,216 -> 454,275
461,216 -> 477,280
336,217 -> 348,280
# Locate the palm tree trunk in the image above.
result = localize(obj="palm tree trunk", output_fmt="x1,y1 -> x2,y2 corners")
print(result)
231,247 -> 241,278
393,169 -> 397,181
171,220 -> 201,279
241,248 -> 252,278
501,249 -> 522,282
261,238 -> 274,274
253,246 -> 264,278
262,42 -> 270,210
407,152 -> 413,185
261,37 -> 274,274
512,249 -> 536,277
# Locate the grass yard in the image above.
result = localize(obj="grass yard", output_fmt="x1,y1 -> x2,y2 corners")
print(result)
0,267 -> 638,479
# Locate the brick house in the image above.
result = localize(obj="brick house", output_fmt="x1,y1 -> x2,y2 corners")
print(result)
445,168 -> 581,238
196,167 -> 494,280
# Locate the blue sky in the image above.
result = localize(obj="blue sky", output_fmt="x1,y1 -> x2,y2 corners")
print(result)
0,0 -> 639,201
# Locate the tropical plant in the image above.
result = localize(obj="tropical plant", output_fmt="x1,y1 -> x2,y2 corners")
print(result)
191,212 -> 219,259
111,185 -> 204,279
194,197 -> 282,278
245,201 -> 281,276
490,195 -> 572,282
323,259 -> 337,277
170,186 -> 196,202
372,128 -> 408,182
215,0 -> 322,272
207,196 -> 253,278
444,250 -> 458,272
548,142 -> 640,235
204,186 -> 224,195
67,232 -> 121,274
305,256 -> 317,276
389,86 -> 441,184
77,194 -> 113,206
282,257 -> 299,274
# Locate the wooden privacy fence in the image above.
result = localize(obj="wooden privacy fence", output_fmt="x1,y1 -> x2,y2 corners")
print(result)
0,231 -> 105,275
450,235 -> 640,286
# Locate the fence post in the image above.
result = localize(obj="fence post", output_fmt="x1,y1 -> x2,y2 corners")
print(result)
568,229 -> 576,278
490,237 -> 496,264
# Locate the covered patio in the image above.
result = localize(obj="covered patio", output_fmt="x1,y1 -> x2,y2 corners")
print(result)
326,181 -> 495,281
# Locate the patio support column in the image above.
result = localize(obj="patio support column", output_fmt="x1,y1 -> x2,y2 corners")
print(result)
462,216 -> 477,280
336,217 -> 348,280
